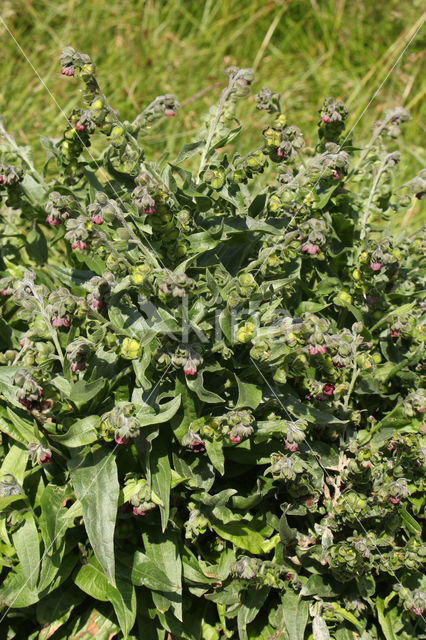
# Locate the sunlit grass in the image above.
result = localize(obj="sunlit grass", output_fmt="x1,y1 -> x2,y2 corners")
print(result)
0,0 -> 424,227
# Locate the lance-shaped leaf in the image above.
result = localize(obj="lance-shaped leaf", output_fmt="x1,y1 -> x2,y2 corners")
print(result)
12,512 -> 40,591
69,446 -> 119,585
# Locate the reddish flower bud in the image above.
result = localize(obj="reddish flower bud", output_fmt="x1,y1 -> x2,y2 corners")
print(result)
191,440 -> 205,453
332,171 -> 340,180
144,206 -> 156,215
284,442 -> 298,452
411,607 -> 423,615
39,453 -> 52,464
0,289 -> 8,297
318,345 -> 326,354
91,214 -> 103,225
322,383 -> 335,396
370,262 -> 382,271
229,434 -> 242,444
285,573 -> 293,580
164,109 -> 176,117
114,435 -> 129,445
321,114 -> 331,123
75,123 -> 85,132
61,66 -> 74,76
52,316 -> 62,327
184,364 -> 196,376
133,506 -> 147,516
309,346 -> 319,355
417,407 -> 424,413
62,317 -> 70,328
389,496 -> 400,504
390,330 -> 400,339
0,176 -> 5,185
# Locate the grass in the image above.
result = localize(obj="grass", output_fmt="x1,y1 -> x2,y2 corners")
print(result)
0,0 -> 425,227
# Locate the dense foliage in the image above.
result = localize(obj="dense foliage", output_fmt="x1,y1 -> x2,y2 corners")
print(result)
0,48 -> 424,639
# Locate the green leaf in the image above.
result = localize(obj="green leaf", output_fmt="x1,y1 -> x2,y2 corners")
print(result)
151,439 -> 171,532
210,516 -> 272,554
1,441 -> 29,484
376,596 -> 403,640
142,530 -> 182,621
300,574 -> 341,598
36,584 -> 84,640
358,573 -> 376,598
135,395 -> 182,427
281,590 -> 309,640
174,141 -> 205,164
75,557 -> 136,637
400,506 -> 422,535
26,223 -> 48,264
187,372 -> 224,404
69,446 -> 119,585
39,484 -> 72,553
51,415 -> 100,447
313,616 -> 330,640
62,606 -> 120,640
237,586 -> 270,640
205,439 -> 225,475
0,567 -> 39,608
234,376 -> 262,410
12,512 -> 40,591
117,550 -> 176,592
5,407 -> 40,444
69,378 -> 106,408
279,513 -> 298,545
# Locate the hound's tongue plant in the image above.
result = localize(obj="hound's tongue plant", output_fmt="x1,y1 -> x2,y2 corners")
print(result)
0,47 -> 424,640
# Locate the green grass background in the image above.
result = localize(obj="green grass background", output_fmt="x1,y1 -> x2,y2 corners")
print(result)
0,0 -> 425,227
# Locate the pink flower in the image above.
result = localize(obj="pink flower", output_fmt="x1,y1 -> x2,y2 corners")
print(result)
184,360 -> 197,376
191,440 -> 205,453
144,206 -> 156,215
332,172 -> 340,180
39,453 -> 52,464
390,330 -> 400,338
46,216 -> 59,226
277,148 -> 285,158
322,383 -> 335,396
75,123 -> 85,132
164,109 -> 176,117
52,316 -> 62,327
133,506 -> 147,516
284,442 -> 298,452
285,573 -> 293,580
389,496 -> 400,504
62,317 -> 70,328
114,435 -> 129,445
411,607 -> 423,615
72,362 -> 86,372
417,407 -> 424,413
91,214 -> 103,225
309,346 -> 319,355
229,434 -> 241,444
61,66 -> 74,76
71,240 -> 88,251
301,243 -> 320,255
0,176 -> 5,185
370,262 -> 382,271
318,345 -> 326,354
321,114 -> 330,123
0,289 -> 8,297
